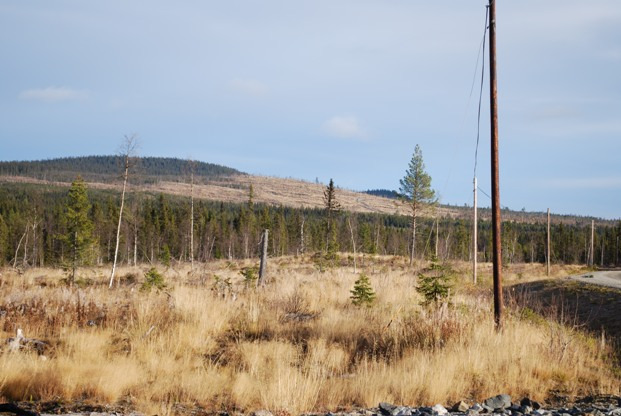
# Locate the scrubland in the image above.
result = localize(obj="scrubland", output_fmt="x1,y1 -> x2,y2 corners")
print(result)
0,256 -> 618,415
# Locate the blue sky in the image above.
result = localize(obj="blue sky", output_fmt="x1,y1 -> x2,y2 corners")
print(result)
1,1 -> 620,219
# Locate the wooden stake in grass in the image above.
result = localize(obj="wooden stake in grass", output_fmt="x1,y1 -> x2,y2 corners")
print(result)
109,134 -> 137,288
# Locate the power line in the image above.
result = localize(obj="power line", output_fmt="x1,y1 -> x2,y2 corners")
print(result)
477,186 -> 509,211
473,5 -> 489,178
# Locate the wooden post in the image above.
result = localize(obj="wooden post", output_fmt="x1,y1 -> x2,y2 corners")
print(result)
473,177 -> 478,284
489,0 -> 503,329
258,229 -> 268,287
547,208 -> 550,276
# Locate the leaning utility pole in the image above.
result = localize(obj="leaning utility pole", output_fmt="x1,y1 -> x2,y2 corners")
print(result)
489,0 -> 503,329
473,177 -> 478,284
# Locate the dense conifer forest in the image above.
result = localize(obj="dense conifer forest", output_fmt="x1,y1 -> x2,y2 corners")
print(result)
0,180 -> 619,269
0,156 -> 241,184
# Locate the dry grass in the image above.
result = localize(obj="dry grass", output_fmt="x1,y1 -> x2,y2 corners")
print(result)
0,257 -> 618,415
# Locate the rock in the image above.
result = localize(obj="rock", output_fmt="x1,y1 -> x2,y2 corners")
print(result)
380,403 -> 397,416
484,395 -> 512,411
481,404 -> 494,414
520,398 -> 543,410
251,411 -> 273,416
431,405 -> 448,416
392,407 -> 411,416
452,401 -> 470,413
469,404 -> 485,414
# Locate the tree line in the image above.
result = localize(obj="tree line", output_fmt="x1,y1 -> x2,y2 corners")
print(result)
0,180 -> 619,271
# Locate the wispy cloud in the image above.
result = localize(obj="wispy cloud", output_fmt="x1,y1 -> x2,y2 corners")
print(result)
543,177 -> 621,189
530,105 -> 581,121
19,86 -> 89,102
322,115 -> 367,139
229,78 -> 269,97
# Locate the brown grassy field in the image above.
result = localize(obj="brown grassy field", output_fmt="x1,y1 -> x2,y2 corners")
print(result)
0,257 -> 619,415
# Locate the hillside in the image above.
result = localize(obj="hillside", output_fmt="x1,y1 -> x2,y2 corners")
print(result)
0,155 -> 613,226
0,155 -> 241,184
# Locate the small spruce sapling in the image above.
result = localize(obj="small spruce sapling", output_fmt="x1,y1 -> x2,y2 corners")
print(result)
350,273 -> 376,307
240,266 -> 259,287
416,255 -> 453,306
142,267 -> 167,291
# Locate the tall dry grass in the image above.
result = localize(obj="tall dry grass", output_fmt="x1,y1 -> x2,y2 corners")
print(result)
0,257 -> 617,415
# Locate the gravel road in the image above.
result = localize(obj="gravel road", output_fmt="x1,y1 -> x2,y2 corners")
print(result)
570,270 -> 621,290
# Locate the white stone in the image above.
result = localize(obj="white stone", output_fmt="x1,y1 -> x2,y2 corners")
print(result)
432,404 -> 448,416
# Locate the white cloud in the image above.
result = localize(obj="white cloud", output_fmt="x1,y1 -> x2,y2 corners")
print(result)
322,115 -> 367,139
19,86 -> 89,102
229,78 -> 269,97
543,177 -> 621,189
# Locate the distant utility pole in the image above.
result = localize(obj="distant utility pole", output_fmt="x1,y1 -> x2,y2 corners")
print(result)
589,220 -> 595,267
489,0 -> 503,329
547,208 -> 550,276
435,218 -> 439,258
473,177 -> 478,284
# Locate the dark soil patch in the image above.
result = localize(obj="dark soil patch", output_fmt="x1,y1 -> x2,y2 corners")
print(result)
506,278 -> 621,357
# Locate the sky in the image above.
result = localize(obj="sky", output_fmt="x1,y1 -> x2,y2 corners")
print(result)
1,1 -> 620,219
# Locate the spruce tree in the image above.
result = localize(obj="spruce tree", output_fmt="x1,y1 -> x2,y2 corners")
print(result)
416,255 -> 453,306
350,273 -> 376,307
323,178 -> 341,259
65,176 -> 94,283
400,145 -> 436,265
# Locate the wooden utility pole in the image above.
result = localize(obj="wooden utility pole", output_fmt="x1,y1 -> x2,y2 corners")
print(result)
590,220 -> 595,267
473,177 -> 478,284
547,208 -> 551,276
258,229 -> 269,287
190,166 -> 195,270
434,218 -> 439,258
489,0 -> 503,329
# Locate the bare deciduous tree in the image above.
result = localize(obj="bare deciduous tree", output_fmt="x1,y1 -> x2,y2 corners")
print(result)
109,134 -> 138,288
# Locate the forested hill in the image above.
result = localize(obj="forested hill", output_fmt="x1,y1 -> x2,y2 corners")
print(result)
0,156 -> 242,184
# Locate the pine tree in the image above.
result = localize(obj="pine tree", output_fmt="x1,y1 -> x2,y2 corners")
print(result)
65,176 -> 94,283
350,273 -> 376,307
400,145 -> 436,266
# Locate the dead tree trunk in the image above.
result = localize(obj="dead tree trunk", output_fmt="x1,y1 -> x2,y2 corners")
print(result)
347,217 -> 357,273
109,134 -> 137,288
258,229 -> 268,287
